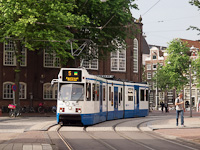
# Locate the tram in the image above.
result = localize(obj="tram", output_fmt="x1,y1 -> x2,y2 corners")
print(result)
51,68 -> 149,125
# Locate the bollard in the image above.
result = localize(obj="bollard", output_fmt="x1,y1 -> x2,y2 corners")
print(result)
0,108 -> 2,116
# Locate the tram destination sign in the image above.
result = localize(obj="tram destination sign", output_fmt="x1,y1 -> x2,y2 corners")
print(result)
62,70 -> 82,82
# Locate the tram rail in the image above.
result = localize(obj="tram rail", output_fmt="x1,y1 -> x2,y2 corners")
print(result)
47,117 -> 200,150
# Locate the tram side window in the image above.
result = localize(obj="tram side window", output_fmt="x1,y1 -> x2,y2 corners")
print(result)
103,85 -> 105,101
119,92 -> 121,104
146,90 -> 149,101
109,86 -> 112,101
128,88 -> 133,101
121,88 -> 123,101
97,84 -> 99,101
140,89 -> 145,101
111,92 -> 113,106
86,83 -> 91,101
92,84 -> 96,101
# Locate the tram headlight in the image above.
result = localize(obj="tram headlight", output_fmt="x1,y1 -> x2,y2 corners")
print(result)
68,106 -> 72,110
76,108 -> 82,113
59,108 -> 65,112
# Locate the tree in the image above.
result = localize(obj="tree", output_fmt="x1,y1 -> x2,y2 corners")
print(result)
154,39 -> 190,93
194,54 -> 200,87
74,0 -> 138,60
0,0 -> 138,107
189,0 -> 200,35
0,0 -> 88,107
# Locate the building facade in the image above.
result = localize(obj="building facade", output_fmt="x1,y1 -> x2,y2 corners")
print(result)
144,40 -> 200,110
144,46 -> 175,109
0,22 -> 145,112
180,39 -> 200,109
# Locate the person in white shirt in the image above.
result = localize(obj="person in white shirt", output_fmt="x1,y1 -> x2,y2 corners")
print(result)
175,93 -> 184,127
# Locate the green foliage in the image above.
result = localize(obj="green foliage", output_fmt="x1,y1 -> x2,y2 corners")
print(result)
189,0 -> 200,8
0,0 -> 138,63
74,0 -> 138,59
155,39 -> 190,91
194,52 -> 200,87
0,0 -> 89,64
189,1 -> 200,34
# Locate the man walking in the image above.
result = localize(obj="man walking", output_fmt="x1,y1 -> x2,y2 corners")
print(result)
175,93 -> 184,127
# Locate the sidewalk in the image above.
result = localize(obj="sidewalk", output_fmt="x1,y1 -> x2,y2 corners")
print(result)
149,110 -> 200,144
0,113 -> 57,150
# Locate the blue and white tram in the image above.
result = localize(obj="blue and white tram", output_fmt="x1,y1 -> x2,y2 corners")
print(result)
51,68 -> 149,125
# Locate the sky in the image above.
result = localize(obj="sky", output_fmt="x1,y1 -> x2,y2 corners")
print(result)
131,0 -> 200,47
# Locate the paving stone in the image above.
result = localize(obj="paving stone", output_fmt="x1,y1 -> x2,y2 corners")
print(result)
23,144 -> 33,150
33,144 -> 42,150
13,143 -> 23,150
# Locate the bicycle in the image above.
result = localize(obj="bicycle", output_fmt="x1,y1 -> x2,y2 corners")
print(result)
38,102 -> 47,113
21,105 -> 35,113
8,104 -> 21,117
52,106 -> 57,113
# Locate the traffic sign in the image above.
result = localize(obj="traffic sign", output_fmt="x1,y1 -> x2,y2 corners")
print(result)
12,85 -> 17,91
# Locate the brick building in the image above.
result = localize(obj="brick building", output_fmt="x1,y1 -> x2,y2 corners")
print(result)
0,21 -> 146,112
180,39 -> 200,109
145,39 -> 200,110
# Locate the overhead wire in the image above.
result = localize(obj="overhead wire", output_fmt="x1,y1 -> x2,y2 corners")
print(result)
142,0 -> 161,16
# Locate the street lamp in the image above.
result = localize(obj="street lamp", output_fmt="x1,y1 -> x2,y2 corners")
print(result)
189,60 -> 192,117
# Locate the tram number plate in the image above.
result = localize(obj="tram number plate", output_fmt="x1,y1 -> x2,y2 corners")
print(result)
62,70 -> 82,82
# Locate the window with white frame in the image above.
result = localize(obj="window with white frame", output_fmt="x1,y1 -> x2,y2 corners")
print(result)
43,83 -> 57,99
111,50 -> 126,71
19,82 -> 26,99
197,89 -> 200,98
153,55 -> 157,60
185,89 -> 190,99
147,72 -> 151,79
159,92 -> 164,100
153,64 -> 157,70
3,82 -> 26,99
3,82 -> 14,99
82,46 -> 98,70
133,38 -> 138,73
153,71 -> 156,77
4,41 -> 27,66
82,59 -> 98,70
44,49 -> 60,68
147,64 -> 151,70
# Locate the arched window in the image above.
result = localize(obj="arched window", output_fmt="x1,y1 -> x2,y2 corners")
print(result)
19,82 -> 27,99
82,45 -> 98,70
133,38 -> 138,73
43,83 -> 57,99
3,82 -> 26,99
3,41 -> 27,66
3,82 -> 14,99
111,40 -> 126,71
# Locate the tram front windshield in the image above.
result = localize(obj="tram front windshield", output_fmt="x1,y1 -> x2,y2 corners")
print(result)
60,84 -> 84,101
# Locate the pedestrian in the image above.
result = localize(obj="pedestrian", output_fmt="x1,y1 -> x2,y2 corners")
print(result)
160,101 -> 164,112
175,93 -> 184,127
165,103 -> 168,112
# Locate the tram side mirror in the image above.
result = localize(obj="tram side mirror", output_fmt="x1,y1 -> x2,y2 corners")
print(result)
51,79 -> 58,87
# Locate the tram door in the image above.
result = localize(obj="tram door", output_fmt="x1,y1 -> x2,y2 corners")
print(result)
100,84 -> 103,113
114,87 -> 118,119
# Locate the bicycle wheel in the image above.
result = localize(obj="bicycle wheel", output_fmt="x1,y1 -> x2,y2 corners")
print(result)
38,106 -> 44,113
29,107 -> 35,113
9,110 -> 15,118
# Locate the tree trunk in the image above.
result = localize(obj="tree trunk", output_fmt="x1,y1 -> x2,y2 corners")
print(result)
14,40 -> 22,107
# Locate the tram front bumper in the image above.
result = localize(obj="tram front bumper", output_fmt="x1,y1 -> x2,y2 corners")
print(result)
59,113 -> 82,124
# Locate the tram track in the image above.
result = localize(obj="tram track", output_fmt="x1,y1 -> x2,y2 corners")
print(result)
137,121 -> 200,150
112,119 -> 157,150
112,118 -> 199,150
47,116 -> 200,150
